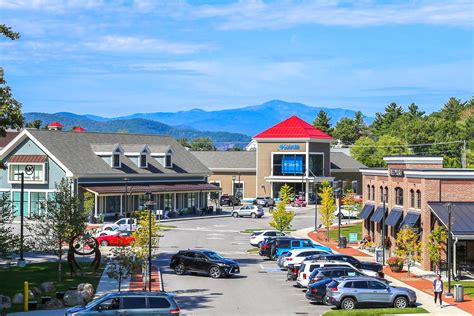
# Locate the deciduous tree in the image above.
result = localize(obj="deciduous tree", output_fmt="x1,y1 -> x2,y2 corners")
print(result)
427,226 -> 447,273
319,186 -> 336,241
395,227 -> 422,275
269,184 -> 295,232
190,137 -> 215,151
333,117 -> 358,145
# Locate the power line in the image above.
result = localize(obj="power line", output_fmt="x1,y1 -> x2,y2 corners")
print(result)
347,140 -> 465,148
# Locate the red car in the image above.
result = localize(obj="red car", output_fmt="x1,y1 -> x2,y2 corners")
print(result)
96,232 -> 135,247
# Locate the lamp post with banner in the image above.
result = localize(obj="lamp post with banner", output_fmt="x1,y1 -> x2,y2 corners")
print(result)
144,192 -> 154,291
15,172 -> 26,267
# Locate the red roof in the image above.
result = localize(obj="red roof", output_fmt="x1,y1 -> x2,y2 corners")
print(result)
9,155 -> 48,163
72,126 -> 86,132
254,115 -> 333,140
47,122 -> 63,128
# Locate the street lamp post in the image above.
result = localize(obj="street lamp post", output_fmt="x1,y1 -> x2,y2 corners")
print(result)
16,172 -> 26,267
381,193 -> 387,266
446,203 -> 453,298
145,192 -> 154,292
314,183 -> 319,232
238,172 -> 241,199
336,180 -> 343,248
232,175 -> 236,211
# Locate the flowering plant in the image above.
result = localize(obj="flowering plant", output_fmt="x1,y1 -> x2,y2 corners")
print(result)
387,256 -> 404,266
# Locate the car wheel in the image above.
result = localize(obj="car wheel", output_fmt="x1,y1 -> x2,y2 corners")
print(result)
100,233 -> 107,236
209,266 -> 222,279
393,296 -> 408,309
232,212 -> 238,218
104,227 -> 112,231
323,295 -> 331,306
174,263 -> 185,275
251,213 -> 257,218
271,253 -> 278,261
341,297 -> 356,310
100,240 -> 109,246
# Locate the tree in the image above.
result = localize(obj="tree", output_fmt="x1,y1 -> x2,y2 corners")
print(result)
131,210 -> 160,288
371,102 -> 404,136
333,117 -> 359,145
407,103 -> 425,118
227,146 -> 242,151
25,120 -> 42,129
351,136 -> 378,167
0,195 -> 18,258
0,24 -> 24,137
441,97 -> 463,122
269,184 -> 295,232
427,226 -> 447,273
374,135 -> 410,166
190,137 -> 215,151
313,110 -> 333,135
342,189 -> 358,224
319,186 -> 336,241
353,111 -> 368,138
83,191 -> 95,219
107,245 -> 139,292
176,138 -> 190,148
28,178 -> 87,281
395,227 -> 422,275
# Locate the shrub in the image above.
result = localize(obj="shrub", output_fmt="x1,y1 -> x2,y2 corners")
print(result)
387,256 -> 404,266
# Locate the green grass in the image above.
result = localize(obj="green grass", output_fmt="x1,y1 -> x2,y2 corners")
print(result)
246,248 -> 260,254
240,228 -> 296,234
453,281 -> 474,297
323,307 -> 429,316
158,225 -> 177,231
0,261 -> 104,313
328,223 -> 362,241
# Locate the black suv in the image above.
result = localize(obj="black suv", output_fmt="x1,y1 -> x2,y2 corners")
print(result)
315,254 -> 384,277
170,250 -> 240,279
259,236 -> 294,257
219,195 -> 241,206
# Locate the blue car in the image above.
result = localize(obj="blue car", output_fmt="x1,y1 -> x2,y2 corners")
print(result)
271,238 -> 332,259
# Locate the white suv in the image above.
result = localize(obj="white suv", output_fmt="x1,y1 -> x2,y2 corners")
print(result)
250,230 -> 287,247
102,218 -> 138,232
280,249 -> 331,268
232,205 -> 264,218
297,260 -> 356,288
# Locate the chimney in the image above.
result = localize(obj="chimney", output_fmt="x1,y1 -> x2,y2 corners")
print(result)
72,126 -> 86,132
47,122 -> 64,131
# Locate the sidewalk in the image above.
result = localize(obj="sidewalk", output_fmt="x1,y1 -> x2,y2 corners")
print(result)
302,227 -> 472,315
129,266 -> 163,291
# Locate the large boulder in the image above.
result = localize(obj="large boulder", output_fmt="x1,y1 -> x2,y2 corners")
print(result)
79,283 -> 94,303
12,293 -> 23,305
31,287 -> 42,297
63,290 -> 85,307
43,297 -> 64,310
0,295 -> 11,310
39,282 -> 55,293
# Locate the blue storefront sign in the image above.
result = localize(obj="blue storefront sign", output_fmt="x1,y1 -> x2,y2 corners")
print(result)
279,144 -> 300,150
282,155 -> 303,174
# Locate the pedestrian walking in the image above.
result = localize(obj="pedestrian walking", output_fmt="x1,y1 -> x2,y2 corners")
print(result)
433,273 -> 444,307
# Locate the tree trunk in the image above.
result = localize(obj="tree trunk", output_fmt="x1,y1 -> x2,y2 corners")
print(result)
58,244 -> 62,282
118,269 -> 122,292
326,228 -> 330,242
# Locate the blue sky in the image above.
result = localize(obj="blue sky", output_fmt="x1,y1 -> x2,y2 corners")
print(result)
1,0 -> 473,117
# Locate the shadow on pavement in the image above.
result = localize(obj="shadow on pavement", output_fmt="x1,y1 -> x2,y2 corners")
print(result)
174,292 -> 216,311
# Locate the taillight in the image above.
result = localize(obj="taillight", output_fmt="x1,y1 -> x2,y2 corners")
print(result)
169,308 -> 180,314
262,245 -> 269,249
287,258 -> 293,261
310,287 -> 318,293
329,287 -> 338,292
293,268 -> 298,273
303,273 -> 307,279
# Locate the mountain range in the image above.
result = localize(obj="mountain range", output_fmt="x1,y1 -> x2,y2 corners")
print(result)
25,100 -> 372,148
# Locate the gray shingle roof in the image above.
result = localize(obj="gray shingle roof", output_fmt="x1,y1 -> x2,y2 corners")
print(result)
330,152 -> 366,170
27,130 -> 210,176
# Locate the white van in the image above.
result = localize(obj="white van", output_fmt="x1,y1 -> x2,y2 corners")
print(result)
296,260 -> 356,288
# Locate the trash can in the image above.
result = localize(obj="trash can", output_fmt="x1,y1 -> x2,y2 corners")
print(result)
454,284 -> 464,302
339,236 -> 347,248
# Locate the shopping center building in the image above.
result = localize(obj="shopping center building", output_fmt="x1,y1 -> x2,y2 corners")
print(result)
360,156 -> 474,271
0,128 -> 218,219
192,116 -> 365,201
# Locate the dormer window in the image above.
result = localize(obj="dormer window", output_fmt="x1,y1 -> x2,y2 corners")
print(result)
112,153 -> 121,168
140,153 -> 148,168
165,154 -> 172,168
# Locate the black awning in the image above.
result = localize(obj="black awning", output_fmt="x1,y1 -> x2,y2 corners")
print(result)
385,208 -> 403,227
399,211 -> 421,229
429,202 -> 474,240
359,204 -> 374,219
370,206 -> 386,223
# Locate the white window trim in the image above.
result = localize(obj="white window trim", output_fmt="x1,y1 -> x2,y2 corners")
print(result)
165,154 -> 173,168
7,162 -> 48,184
271,151 -> 307,177
139,153 -> 148,168
112,153 -> 122,168
308,151 -> 325,177
232,180 -> 245,199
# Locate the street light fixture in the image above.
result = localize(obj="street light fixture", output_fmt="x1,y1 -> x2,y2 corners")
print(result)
144,191 -> 154,292
335,180 -> 343,248
445,202 -> 453,298
381,192 -> 387,266
232,175 -> 236,211
16,172 -> 26,267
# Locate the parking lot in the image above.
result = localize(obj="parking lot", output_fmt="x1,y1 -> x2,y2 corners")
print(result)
157,207 -> 333,315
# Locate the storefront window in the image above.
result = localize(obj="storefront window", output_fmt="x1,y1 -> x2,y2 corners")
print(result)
30,192 -> 46,216
164,193 -> 174,211
380,186 -> 384,202
371,185 -> 375,201
416,190 -> 421,209
12,191 -> 28,217
308,154 -> 324,176
367,185 -> 371,200
273,154 -> 305,176
395,187 -> 403,206
410,190 -> 415,208
233,182 -> 244,198
9,164 -> 45,182
384,187 -> 389,203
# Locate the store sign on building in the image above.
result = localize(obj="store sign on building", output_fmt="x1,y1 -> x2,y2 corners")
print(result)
279,144 -> 300,151
390,169 -> 404,177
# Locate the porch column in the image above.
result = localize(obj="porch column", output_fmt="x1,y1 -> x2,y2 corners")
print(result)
173,193 -> 177,211
197,192 -> 200,208
94,193 -> 98,217
305,179 -> 309,204
120,194 -> 123,216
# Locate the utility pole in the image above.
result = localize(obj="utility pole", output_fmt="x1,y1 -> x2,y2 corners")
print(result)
381,193 -> 386,266
145,192 -> 153,292
446,203 -> 453,298
462,140 -> 467,168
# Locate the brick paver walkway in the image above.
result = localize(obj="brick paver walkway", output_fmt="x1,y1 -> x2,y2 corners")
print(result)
129,266 -> 163,291
383,267 -> 473,315
308,230 -> 370,257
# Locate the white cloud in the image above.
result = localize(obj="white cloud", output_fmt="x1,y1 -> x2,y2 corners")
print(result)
85,36 -> 211,54
0,0 -> 104,12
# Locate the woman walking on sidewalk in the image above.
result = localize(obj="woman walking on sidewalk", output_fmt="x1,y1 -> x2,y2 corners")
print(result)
433,273 -> 444,307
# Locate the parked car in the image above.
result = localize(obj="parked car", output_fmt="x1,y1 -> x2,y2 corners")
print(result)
286,263 -> 301,281
232,205 -> 264,218
313,254 -> 384,278
65,291 -> 180,315
170,249 -> 240,279
250,230 -> 287,247
220,194 -> 241,206
96,231 -> 135,247
308,266 -> 367,285
291,196 -> 307,207
95,226 -> 121,237
297,260 -> 355,287
333,206 -> 358,219
259,236 -> 294,257
253,196 -> 275,207
326,276 -> 417,310
305,278 -> 333,305
279,249 -> 331,268
102,218 -> 138,232
270,238 -> 332,260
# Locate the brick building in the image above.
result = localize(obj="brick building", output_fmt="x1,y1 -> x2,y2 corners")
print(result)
360,156 -> 474,271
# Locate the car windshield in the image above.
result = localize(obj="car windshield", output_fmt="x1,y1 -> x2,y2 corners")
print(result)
85,294 -> 108,309
204,251 -> 225,261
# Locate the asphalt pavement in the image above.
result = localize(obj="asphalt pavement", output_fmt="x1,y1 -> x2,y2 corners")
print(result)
156,206 -> 333,315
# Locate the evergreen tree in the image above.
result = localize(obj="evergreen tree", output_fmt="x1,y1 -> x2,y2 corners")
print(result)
313,110 -> 333,135
407,103 -> 425,118
333,117 -> 358,145
190,137 -> 215,151
371,102 -> 404,136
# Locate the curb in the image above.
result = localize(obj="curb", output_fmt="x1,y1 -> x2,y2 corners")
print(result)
160,214 -> 231,222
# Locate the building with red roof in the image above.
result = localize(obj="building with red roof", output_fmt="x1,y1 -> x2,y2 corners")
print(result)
254,115 -> 333,140
47,122 -> 64,131
72,126 -> 86,132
